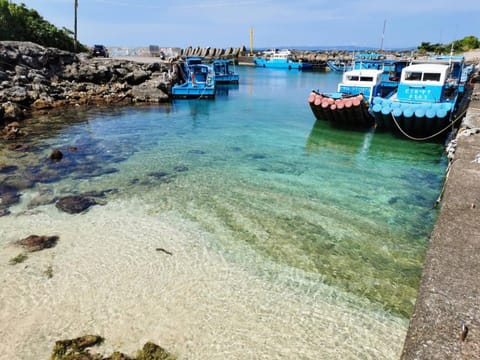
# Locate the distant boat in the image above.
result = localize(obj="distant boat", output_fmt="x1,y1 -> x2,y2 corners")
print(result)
171,57 -> 216,99
253,49 -> 313,70
326,59 -> 351,72
212,59 -> 239,84
327,53 -> 389,72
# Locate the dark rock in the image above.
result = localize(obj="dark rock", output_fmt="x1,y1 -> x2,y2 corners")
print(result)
173,165 -> 188,172
25,169 -> 61,183
0,165 -> 18,174
148,171 -> 169,179
81,188 -> 118,198
49,149 -> 63,161
56,195 -> 98,214
1,119 -> 26,139
0,184 -> 21,209
2,174 -> 35,190
187,149 -> 206,155
2,103 -> 24,122
7,143 -> 30,151
16,235 -> 59,252
0,208 -> 10,217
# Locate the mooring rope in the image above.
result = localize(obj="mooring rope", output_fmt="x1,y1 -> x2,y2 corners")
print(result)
390,106 -> 470,142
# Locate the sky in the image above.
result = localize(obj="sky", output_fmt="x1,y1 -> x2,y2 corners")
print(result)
11,0 -> 480,50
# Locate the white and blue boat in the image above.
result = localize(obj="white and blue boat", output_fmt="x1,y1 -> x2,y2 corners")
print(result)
171,57 -> 216,99
371,55 -> 472,139
254,49 -> 312,70
212,59 -> 239,84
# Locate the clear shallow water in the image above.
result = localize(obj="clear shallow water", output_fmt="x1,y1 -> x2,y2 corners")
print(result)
0,66 -> 446,359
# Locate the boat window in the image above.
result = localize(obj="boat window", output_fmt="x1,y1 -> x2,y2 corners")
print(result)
347,75 -> 359,81
360,76 -> 373,82
405,71 -> 422,81
423,72 -> 441,81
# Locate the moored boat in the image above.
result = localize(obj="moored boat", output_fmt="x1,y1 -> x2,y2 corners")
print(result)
212,59 -> 239,84
371,55 -> 473,140
171,57 -> 216,99
308,68 -> 385,127
254,49 -> 312,70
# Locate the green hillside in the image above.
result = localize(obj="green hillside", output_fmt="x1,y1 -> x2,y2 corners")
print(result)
0,0 -> 86,52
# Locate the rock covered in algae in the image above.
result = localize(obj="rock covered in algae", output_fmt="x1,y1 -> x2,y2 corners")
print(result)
136,342 -> 176,360
51,335 -> 104,360
50,336 -> 176,360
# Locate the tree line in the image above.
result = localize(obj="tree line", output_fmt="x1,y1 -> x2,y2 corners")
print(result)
0,0 -> 87,52
417,36 -> 479,54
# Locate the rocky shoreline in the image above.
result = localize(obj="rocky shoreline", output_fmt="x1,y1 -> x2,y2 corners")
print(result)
0,41 -> 175,125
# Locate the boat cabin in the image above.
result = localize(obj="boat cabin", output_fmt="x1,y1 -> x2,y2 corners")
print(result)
337,69 -> 383,102
396,64 -> 452,103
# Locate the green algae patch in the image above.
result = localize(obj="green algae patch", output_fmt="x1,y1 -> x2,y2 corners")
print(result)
8,253 -> 28,265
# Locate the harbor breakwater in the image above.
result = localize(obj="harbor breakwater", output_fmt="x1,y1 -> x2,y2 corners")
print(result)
401,81 -> 480,359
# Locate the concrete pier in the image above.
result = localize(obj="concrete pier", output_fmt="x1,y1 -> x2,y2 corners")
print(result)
401,83 -> 480,359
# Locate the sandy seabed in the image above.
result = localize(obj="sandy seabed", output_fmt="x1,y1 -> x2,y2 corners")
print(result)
0,198 -> 407,360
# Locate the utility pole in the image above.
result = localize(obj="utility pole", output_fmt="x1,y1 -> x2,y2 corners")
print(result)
74,0 -> 78,52
250,27 -> 254,56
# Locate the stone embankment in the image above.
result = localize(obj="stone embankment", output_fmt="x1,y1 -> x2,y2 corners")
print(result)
401,80 -> 480,358
0,41 -> 174,125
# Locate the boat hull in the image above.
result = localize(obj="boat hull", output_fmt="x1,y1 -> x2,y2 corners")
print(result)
171,84 -> 215,99
371,98 -> 455,139
215,75 -> 239,84
254,58 -> 312,70
308,92 -> 375,128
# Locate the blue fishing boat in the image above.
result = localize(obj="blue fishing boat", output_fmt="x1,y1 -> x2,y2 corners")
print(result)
308,58 -> 408,127
171,57 -> 216,99
327,53 -> 388,72
254,49 -> 313,70
308,68 -> 384,127
371,55 -> 473,140
212,59 -> 239,84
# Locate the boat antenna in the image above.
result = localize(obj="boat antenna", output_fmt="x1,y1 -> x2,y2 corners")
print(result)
380,19 -> 386,52
449,41 -> 454,66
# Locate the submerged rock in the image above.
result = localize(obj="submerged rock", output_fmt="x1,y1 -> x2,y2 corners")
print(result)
49,149 -> 63,161
55,195 -> 98,214
51,335 -> 104,360
50,336 -> 176,360
136,342 -> 176,360
16,234 -> 59,252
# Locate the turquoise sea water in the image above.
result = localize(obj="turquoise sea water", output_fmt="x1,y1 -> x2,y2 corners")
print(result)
0,65 -> 447,358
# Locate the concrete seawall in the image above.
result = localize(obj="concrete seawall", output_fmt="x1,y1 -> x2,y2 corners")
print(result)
401,83 -> 480,358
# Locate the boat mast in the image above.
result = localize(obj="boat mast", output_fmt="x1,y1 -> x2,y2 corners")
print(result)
380,19 -> 386,51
